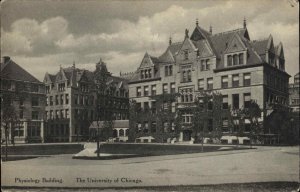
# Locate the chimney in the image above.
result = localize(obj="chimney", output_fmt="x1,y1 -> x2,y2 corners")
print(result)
196,18 -> 199,26
1,56 -> 10,63
209,25 -> 212,34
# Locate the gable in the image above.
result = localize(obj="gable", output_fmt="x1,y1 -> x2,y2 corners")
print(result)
56,70 -> 67,82
195,40 -> 214,58
43,73 -> 52,83
224,34 -> 247,54
140,53 -> 154,68
190,27 -> 206,41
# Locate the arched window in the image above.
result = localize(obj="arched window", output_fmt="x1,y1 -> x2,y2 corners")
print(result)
233,55 -> 238,65
239,53 -> 244,64
189,94 -> 193,102
228,55 -> 233,66
119,129 -> 124,137
125,129 -> 129,136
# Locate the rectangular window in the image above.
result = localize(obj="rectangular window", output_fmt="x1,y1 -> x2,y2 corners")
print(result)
151,122 -> 156,133
60,95 -> 64,105
169,66 -> 173,76
163,83 -> 168,94
136,87 -> 141,97
144,86 -> 149,96
222,118 -> 229,132
46,86 -> 50,94
243,73 -> 251,86
46,97 -> 49,106
232,94 -> 239,109
244,93 -> 251,108
32,111 -> 39,120
227,55 -> 233,66
221,76 -> 228,88
151,101 -> 156,114
65,109 -> 69,118
207,78 -> 213,90
31,97 -> 39,106
151,85 -> 156,96
201,60 -> 205,71
144,121 -> 149,133
50,110 -> 53,119
170,83 -> 176,94
222,95 -> 228,109
206,59 -> 210,70
144,102 -> 149,112
165,66 -> 169,76
232,74 -> 239,87
65,94 -> 69,104
74,94 -> 78,105
55,95 -> 59,105
60,110 -> 64,119
239,53 -> 244,64
198,79 -> 204,90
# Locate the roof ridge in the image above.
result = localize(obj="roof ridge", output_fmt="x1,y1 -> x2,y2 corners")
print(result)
212,28 -> 245,36
251,37 -> 269,43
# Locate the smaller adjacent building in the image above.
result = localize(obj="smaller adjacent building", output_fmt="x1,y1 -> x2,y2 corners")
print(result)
89,120 -> 129,142
289,72 -> 299,112
44,59 -> 129,142
1,56 -> 46,143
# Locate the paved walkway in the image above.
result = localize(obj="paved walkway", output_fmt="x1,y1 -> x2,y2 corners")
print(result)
1,146 -> 299,188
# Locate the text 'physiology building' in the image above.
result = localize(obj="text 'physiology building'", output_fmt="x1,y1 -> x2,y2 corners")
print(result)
44,59 -> 129,142
124,19 -> 290,144
1,56 -> 46,143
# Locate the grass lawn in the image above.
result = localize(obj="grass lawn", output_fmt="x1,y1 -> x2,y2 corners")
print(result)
1,143 -> 83,161
71,143 -> 250,160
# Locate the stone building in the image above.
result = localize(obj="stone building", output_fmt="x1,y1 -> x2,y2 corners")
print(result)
1,56 -> 46,143
44,59 -> 129,142
289,73 -> 299,112
125,19 -> 290,144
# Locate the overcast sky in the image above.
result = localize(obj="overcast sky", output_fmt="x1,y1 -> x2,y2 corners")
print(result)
1,0 -> 299,82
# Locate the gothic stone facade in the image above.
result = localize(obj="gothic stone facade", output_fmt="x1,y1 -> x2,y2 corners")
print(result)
126,20 -> 290,143
1,57 -> 46,143
44,60 -> 129,142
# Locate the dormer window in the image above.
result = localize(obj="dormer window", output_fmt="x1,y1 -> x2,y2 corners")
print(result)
226,52 -> 245,67
165,65 -> 173,76
140,69 -> 152,79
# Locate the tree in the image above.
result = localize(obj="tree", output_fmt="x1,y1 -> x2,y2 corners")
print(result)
241,100 -> 262,148
94,59 -> 109,157
128,99 -> 137,142
228,107 -> 244,148
1,97 -> 18,161
192,92 -> 223,151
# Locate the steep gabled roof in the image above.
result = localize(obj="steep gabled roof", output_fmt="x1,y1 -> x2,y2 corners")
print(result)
251,39 -> 269,55
210,28 -> 249,56
0,58 -> 41,83
158,49 -> 175,63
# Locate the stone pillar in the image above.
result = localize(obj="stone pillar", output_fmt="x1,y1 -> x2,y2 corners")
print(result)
179,131 -> 183,142
41,120 -> 44,143
24,121 -> 28,143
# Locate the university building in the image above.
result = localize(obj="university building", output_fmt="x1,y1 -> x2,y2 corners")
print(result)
125,19 -> 290,144
289,73 -> 299,112
1,56 -> 46,143
44,59 -> 129,142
